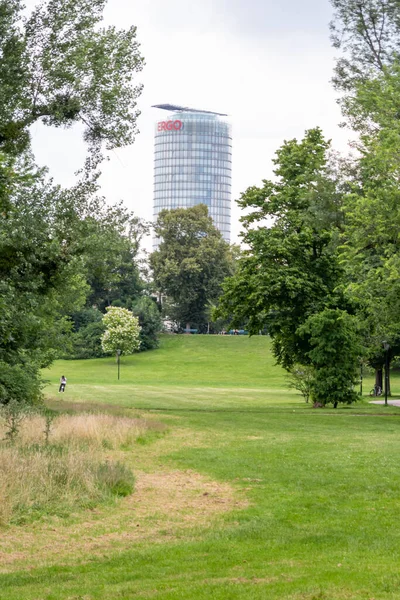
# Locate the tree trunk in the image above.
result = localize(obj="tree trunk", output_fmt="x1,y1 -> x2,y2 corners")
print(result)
375,369 -> 383,390
375,367 -> 392,396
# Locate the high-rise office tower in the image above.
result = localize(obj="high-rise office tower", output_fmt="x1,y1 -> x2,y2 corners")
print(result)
153,104 -> 232,246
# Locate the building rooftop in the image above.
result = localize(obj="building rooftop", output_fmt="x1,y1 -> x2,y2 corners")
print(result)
152,104 -> 227,117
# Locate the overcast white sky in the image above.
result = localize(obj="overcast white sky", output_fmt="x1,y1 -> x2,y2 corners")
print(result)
27,0 -> 351,250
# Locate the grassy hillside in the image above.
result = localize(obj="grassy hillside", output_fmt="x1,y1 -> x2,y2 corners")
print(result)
42,335 -> 297,410
43,334 -> 397,411
44,334 -> 281,387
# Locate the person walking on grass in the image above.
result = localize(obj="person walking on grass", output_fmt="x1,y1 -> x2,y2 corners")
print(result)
59,375 -> 67,393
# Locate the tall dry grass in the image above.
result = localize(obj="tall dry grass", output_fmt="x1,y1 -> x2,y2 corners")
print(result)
0,445 -> 103,525
17,413 -> 150,448
0,412 -> 148,526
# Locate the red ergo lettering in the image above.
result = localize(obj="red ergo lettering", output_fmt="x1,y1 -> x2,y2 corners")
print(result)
157,120 -> 183,132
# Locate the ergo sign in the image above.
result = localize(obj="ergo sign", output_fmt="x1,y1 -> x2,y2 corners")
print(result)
158,120 -> 183,132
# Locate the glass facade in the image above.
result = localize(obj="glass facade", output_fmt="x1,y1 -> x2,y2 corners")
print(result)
153,110 -> 232,246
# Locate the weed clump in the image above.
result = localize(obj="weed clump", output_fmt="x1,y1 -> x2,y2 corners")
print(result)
97,461 -> 135,497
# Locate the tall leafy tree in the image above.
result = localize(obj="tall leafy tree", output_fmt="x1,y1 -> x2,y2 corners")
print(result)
0,153 -> 147,401
330,0 -> 400,136
330,1 -> 400,380
150,205 -> 235,331
338,115 -> 400,384
216,129 -> 347,370
77,204 -> 146,311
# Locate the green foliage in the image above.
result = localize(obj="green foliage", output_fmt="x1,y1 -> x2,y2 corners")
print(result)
340,137 -> 400,345
101,306 -> 141,356
69,320 -> 106,360
131,296 -> 162,351
71,308 -> 103,332
335,64 -> 400,370
150,205 -> 236,330
0,155 -> 88,365
341,61 -> 400,133
68,308 -> 106,360
0,0 -> 144,156
68,295 -> 159,358
0,0 -> 146,398
1,153 -> 145,391
299,309 -> 362,406
0,361 -> 43,406
0,155 -> 87,400
330,2 -> 400,378
216,129 -> 346,369
81,208 -> 146,312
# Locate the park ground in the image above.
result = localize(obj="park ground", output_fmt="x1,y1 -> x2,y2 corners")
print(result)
1,335 -> 400,599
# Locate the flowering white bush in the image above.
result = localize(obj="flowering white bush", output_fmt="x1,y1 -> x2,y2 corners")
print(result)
101,307 -> 141,355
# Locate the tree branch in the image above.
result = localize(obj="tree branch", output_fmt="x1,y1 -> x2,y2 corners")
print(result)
357,2 -> 385,71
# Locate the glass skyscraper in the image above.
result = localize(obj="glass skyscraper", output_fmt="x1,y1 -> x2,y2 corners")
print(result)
153,104 -> 232,246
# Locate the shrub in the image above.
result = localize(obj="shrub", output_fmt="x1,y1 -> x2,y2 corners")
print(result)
0,361 -> 42,406
71,308 -> 103,331
299,308 -> 363,407
287,364 -> 314,403
69,320 -> 107,359
65,309 -> 106,359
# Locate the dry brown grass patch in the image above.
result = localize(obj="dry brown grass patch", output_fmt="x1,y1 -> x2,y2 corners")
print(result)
15,413 -> 156,449
0,467 -> 247,570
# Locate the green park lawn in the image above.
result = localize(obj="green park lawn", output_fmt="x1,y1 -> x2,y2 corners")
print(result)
2,335 -> 400,599
42,334 -> 399,411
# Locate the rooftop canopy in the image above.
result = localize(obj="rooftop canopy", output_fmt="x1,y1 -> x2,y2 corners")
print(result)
152,104 -> 227,117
